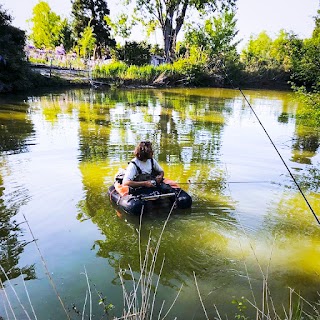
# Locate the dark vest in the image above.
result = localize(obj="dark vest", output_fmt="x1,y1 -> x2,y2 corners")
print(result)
131,159 -> 159,181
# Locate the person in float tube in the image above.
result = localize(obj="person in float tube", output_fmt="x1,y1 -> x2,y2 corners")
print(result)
122,141 -> 164,188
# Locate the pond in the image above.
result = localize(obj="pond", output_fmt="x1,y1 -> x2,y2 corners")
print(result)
0,87 -> 320,319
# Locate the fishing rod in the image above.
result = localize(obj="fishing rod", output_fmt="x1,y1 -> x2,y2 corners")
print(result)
178,180 -> 272,185
217,60 -> 320,225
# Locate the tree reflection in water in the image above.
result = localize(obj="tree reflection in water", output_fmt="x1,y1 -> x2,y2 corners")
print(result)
75,88 -> 240,294
0,98 -> 36,284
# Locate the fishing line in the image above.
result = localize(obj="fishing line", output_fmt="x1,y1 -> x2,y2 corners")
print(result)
218,60 -> 320,225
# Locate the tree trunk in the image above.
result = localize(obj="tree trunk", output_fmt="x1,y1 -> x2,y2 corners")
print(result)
162,0 -> 189,63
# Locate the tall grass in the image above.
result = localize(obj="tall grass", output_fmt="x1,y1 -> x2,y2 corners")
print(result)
94,61 -> 128,79
92,59 -> 209,86
114,195 -> 183,320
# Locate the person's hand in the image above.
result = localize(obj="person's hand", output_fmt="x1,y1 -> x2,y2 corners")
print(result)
144,180 -> 155,187
155,175 -> 163,184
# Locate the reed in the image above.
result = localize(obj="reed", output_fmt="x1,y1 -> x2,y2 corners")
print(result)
114,194 -> 184,320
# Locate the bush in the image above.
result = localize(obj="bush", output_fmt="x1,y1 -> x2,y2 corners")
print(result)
111,41 -> 151,66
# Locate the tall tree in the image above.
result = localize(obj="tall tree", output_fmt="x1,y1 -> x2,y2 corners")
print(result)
29,1 -> 65,48
287,10 -> 320,91
270,30 -> 303,72
0,4 -> 30,92
240,31 -> 274,70
71,0 -> 115,58
129,0 -> 236,62
184,9 -> 239,59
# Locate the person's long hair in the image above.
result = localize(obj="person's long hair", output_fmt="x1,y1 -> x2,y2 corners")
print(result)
134,141 -> 153,161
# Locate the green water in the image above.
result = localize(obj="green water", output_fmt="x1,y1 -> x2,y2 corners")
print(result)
0,87 -> 320,319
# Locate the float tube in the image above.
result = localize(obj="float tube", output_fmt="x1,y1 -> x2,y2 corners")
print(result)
108,178 -> 192,215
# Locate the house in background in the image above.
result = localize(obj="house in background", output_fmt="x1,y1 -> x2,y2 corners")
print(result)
150,55 -> 165,66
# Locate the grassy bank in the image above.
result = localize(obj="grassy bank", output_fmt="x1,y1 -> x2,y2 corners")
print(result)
92,60 -> 291,90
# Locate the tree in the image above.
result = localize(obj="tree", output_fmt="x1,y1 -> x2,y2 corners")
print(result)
182,9 -> 241,82
290,10 -> 320,91
112,41 -> 151,66
270,30 -> 303,72
60,19 -> 74,52
29,1 -> 65,48
71,0 -> 116,58
129,0 -> 236,62
185,9 -> 239,58
105,13 -> 135,42
0,4 -> 31,92
241,31 -> 273,70
78,23 -> 96,59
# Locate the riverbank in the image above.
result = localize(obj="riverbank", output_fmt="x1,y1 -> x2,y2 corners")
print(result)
0,62 -> 291,94
29,63 -> 292,91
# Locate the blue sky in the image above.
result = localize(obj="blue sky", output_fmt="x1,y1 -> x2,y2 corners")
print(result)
1,0 -> 319,49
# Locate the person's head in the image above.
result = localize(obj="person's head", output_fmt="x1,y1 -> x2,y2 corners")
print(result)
134,141 -> 153,161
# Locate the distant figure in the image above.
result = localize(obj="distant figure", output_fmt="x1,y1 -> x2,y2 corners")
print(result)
122,141 -> 164,188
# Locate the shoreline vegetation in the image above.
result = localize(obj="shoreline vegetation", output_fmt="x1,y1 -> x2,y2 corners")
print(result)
1,57 -> 293,94
0,1 -> 319,124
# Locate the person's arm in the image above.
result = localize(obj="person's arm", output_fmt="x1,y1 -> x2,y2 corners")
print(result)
153,159 -> 164,184
123,179 -> 155,188
122,162 -> 156,188
155,170 -> 164,184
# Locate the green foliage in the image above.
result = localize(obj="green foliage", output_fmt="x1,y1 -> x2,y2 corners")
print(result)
29,1 -> 65,49
241,31 -> 274,69
59,19 -> 74,52
94,61 -> 158,83
240,10 -> 319,91
150,44 -> 164,56
290,10 -> 320,126
78,23 -> 96,59
130,0 -> 236,62
71,0 -> 115,57
105,13 -> 135,40
125,64 -> 157,82
93,58 -> 210,86
231,296 -> 248,320
112,41 -> 151,66
294,86 -> 320,126
94,61 -> 128,79
98,296 -> 114,314
290,11 -> 320,92
0,4 -> 32,92
183,9 -> 241,85
240,30 -> 299,85
171,58 -> 207,84
270,30 -> 303,72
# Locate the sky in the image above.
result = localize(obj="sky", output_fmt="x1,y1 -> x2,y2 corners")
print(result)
1,0 -> 319,49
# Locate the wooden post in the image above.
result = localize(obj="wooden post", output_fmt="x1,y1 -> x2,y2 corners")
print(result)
49,58 -> 52,78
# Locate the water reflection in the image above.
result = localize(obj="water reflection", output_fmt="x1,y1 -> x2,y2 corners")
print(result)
291,131 -> 320,164
0,166 -> 36,282
0,98 -> 36,282
71,88 -> 243,295
0,100 -> 35,154
2,87 -> 320,318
